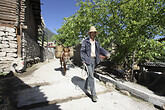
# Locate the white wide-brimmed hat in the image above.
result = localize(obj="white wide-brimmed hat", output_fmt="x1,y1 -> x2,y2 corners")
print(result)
87,26 -> 98,35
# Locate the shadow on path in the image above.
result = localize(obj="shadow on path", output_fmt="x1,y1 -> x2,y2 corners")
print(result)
54,67 -> 66,76
71,76 -> 91,97
0,72 -> 61,110
54,66 -> 72,76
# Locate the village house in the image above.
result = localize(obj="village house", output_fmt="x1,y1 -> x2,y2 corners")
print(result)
0,0 -> 44,73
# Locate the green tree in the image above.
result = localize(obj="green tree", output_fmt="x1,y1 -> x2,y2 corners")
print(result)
51,0 -> 165,80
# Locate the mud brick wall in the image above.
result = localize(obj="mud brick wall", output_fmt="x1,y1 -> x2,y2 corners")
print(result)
0,26 -> 17,73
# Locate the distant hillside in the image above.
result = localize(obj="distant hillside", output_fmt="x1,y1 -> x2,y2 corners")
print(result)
45,28 -> 55,39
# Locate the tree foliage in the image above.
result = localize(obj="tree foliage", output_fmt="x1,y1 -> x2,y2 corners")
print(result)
51,0 -> 165,70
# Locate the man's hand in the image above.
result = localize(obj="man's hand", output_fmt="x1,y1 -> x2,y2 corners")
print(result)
82,62 -> 86,67
106,53 -> 110,59
82,62 -> 85,65
81,62 -> 86,69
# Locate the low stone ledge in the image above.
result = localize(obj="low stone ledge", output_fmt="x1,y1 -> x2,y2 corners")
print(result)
95,72 -> 165,109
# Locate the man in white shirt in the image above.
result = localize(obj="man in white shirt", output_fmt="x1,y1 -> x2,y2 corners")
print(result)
81,26 -> 110,102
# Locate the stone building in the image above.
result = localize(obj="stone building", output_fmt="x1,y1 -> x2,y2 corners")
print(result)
0,0 -> 42,73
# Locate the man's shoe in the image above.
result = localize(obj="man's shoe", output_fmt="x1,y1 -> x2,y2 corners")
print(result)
92,95 -> 98,102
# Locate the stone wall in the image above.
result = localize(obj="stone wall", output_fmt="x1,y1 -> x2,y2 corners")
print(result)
24,0 -> 37,41
0,26 -> 17,73
41,47 -> 54,61
0,26 -> 42,74
22,31 -> 41,60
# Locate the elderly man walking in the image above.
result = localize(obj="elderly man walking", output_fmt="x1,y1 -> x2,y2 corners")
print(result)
80,26 -> 110,102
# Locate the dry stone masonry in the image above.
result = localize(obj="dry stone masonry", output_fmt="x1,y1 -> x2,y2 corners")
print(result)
0,26 -> 17,73
22,32 -> 41,60
0,26 -> 42,74
0,0 -> 55,74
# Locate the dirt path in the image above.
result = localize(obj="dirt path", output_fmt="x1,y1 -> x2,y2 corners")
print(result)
1,59 -> 159,110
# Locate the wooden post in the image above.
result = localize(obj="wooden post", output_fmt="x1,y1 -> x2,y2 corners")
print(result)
16,25 -> 22,58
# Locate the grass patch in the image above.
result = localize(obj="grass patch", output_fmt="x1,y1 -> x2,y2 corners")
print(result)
0,72 -> 8,76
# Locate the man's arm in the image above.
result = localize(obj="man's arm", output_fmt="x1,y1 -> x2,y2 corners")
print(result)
99,46 -> 110,59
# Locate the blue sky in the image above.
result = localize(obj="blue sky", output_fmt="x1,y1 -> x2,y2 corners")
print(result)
40,0 -> 164,39
41,0 -> 79,34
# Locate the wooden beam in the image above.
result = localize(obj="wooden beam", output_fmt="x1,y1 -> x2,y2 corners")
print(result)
0,11 -> 16,16
0,13 -> 17,18
0,20 -> 16,24
16,26 -> 22,58
0,2 -> 17,8
0,23 -> 15,27
0,5 -> 17,11
0,16 -> 16,21
0,8 -> 16,14
1,0 -> 17,4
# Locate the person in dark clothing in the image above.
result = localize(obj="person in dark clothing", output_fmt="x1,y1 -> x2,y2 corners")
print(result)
80,26 -> 110,102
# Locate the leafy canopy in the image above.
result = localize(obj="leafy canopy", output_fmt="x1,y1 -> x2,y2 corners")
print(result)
51,0 -> 165,66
